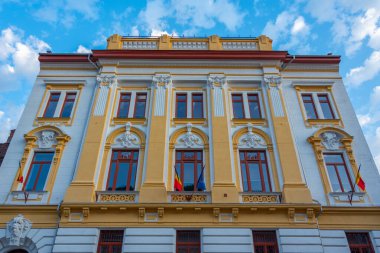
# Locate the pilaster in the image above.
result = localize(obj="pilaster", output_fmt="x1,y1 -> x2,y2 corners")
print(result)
263,74 -> 312,203
208,74 -> 239,203
138,74 -> 172,203
64,74 -> 117,202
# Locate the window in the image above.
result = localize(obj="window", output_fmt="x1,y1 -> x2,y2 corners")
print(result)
239,150 -> 271,192
192,94 -> 203,118
60,93 -> 76,118
302,94 -> 318,119
134,93 -> 147,118
232,94 -> 245,119
176,230 -> 201,253
117,93 -> 131,118
346,232 -> 375,253
252,231 -> 279,253
175,150 -> 203,191
106,150 -> 138,191
176,94 -> 187,118
43,93 -> 60,117
23,152 -> 54,191
318,94 -> 335,119
97,230 -> 124,253
248,94 -> 262,119
324,153 -> 354,192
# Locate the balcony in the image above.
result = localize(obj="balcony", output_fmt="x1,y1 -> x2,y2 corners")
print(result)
240,192 -> 282,204
96,191 -> 138,203
168,191 -> 211,203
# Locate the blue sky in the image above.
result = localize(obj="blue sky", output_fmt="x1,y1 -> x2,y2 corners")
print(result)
0,0 -> 379,172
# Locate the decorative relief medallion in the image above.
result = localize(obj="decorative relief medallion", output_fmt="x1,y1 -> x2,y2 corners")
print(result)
37,130 -> 57,148
116,122 -> 140,148
152,74 -> 171,89
97,75 -> 117,88
238,123 -> 266,148
321,131 -> 341,150
177,123 -> 203,148
6,214 -> 32,246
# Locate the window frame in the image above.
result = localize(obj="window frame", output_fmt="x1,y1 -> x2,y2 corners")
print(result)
176,230 -> 201,253
252,230 -> 279,253
239,150 -> 272,192
175,150 -> 203,192
116,92 -> 132,118
97,230 -> 124,253
346,232 -> 375,253
324,153 -> 354,193
59,92 -> 77,118
175,93 -> 188,118
133,92 -> 147,118
301,93 -> 319,120
247,93 -> 262,119
43,92 -> 61,118
232,93 -> 246,119
317,93 -> 335,119
106,149 -> 139,191
191,93 -> 204,119
23,151 -> 54,192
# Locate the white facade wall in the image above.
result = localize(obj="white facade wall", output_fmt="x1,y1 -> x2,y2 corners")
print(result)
278,229 -> 323,253
52,228 -> 99,253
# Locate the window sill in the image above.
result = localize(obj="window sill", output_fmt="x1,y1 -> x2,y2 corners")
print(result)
169,191 -> 210,203
8,191 -> 49,203
306,118 -> 342,127
34,117 -> 72,126
240,192 -> 282,203
112,117 -> 147,125
96,191 -> 138,203
172,118 -> 207,125
232,118 -> 266,126
329,191 -> 366,204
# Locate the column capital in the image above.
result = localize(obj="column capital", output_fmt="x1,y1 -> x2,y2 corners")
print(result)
96,74 -> 117,88
263,75 -> 281,89
152,74 -> 172,89
207,74 -> 226,89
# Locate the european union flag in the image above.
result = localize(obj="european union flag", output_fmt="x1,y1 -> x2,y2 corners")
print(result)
197,165 -> 206,191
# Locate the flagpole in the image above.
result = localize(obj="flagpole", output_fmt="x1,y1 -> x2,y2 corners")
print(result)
349,164 -> 361,205
195,164 -> 206,191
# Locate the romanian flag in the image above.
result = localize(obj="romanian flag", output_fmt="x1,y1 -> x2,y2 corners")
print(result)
355,166 -> 365,191
17,161 -> 23,183
174,169 -> 183,191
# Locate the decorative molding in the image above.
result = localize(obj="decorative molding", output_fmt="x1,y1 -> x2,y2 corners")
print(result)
173,41 -> 208,50
6,215 -> 32,246
241,192 -> 281,203
37,130 -> 57,149
238,123 -> 267,148
97,191 -> 137,203
116,122 -> 140,148
222,42 -> 257,50
321,131 -> 342,150
170,191 -> 209,203
177,123 -> 203,148
263,75 -> 281,88
208,74 -> 226,117
207,75 -> 226,89
123,41 -> 157,50
96,75 -> 117,88
263,75 -> 284,117
152,74 -> 171,89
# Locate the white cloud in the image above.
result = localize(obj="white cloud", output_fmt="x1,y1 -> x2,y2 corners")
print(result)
345,51 -> 380,87
76,45 -> 91,53
33,0 -> 100,28
263,12 -> 312,54
0,27 -> 51,92
358,114 -> 372,127
136,0 -> 245,36
0,104 -> 24,143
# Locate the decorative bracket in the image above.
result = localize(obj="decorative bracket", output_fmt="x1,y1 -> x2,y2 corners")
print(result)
97,75 -> 117,88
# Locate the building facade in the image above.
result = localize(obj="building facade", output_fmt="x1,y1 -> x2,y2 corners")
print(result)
0,34 -> 379,253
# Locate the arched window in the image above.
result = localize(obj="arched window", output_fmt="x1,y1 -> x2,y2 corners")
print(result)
98,123 -> 146,193
232,124 -> 280,194
10,126 -> 70,203
168,123 -> 209,192
308,128 -> 360,195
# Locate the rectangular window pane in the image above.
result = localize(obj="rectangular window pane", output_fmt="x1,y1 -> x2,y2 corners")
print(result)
107,163 -> 117,191
346,233 -> 375,253
24,152 -> 54,191
60,93 -> 76,118
97,230 -> 124,253
318,94 -> 335,119
253,231 -> 279,253
232,94 -> 245,119
115,162 -> 128,191
337,165 -> 353,192
176,231 -> 200,253
248,94 -> 261,119
239,151 -> 271,192
107,150 -> 138,191
302,94 -> 318,119
192,94 -> 203,118
134,93 -> 147,118
183,163 -> 195,191
326,165 -> 341,192
44,92 -> 60,118
176,94 -> 187,118
249,163 -> 262,192
324,153 -> 353,192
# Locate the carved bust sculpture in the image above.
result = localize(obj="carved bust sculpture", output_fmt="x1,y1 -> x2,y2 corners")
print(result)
321,131 -> 341,150
6,215 -> 32,246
